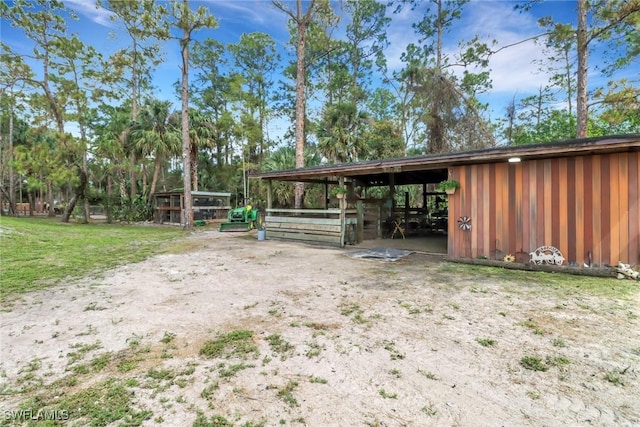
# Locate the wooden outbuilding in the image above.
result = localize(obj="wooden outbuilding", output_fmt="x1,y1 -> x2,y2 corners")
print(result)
154,191 -> 231,224
253,135 -> 640,269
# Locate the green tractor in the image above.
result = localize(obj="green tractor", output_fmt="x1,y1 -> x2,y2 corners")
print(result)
219,204 -> 261,232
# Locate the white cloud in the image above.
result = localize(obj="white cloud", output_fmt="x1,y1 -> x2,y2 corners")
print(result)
63,0 -> 114,27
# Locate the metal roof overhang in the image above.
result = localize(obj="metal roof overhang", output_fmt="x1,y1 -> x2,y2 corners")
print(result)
251,135 -> 640,186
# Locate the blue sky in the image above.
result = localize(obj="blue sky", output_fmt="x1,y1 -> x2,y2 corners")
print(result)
2,0 -> 625,137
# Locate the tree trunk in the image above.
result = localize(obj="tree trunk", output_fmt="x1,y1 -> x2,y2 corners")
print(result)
181,1 -> 193,231
293,0 -> 308,209
576,0 -> 588,138
8,94 -> 16,216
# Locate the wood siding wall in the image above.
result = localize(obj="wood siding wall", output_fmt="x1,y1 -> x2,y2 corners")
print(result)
448,152 -> 640,267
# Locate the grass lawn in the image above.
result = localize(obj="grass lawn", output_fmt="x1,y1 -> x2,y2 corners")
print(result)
0,217 -> 185,297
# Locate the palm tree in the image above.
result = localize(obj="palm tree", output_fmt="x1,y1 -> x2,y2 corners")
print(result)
130,99 -> 181,205
187,110 -> 215,191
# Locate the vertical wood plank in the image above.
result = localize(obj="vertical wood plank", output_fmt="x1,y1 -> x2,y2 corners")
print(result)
629,153 -> 640,266
600,156 -> 610,265
465,165 -> 473,258
592,155 -> 602,266
495,164 -> 504,256
471,164 -> 479,257
618,154 -> 629,264
529,160 -> 538,251
507,164 -> 516,255
544,160 -> 552,245
489,164 -> 497,258
537,161 -> 546,247
515,163 -> 523,253
574,157 -> 585,266
609,155 -> 619,264
483,165 -> 491,258
566,158 -> 576,264
551,160 -> 560,248
558,158 -> 568,256
522,162 -> 530,254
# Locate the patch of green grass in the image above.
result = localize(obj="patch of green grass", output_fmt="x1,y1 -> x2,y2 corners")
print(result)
67,340 -> 103,365
199,330 -> 259,360
266,334 -> 294,358
546,355 -> 570,367
389,369 -> 401,378
378,389 -> 397,399
417,369 -> 438,380
552,337 -> 567,347
218,362 -> 255,378
117,359 -> 138,373
305,341 -> 324,358
160,332 -> 176,344
520,355 -> 548,372
421,403 -> 437,416
193,413 -> 233,427
201,382 -> 220,400
438,262 -> 638,299
18,377 -> 152,426
382,340 -> 405,360
309,376 -> 327,384
276,381 -> 299,407
604,367 -> 629,386
90,353 -> 111,372
519,319 -> 546,335
0,217 -> 183,297
475,337 -> 497,347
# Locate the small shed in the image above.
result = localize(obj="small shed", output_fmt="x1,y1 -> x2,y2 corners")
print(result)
154,191 -> 231,224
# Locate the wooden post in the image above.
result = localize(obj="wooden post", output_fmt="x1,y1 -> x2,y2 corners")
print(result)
357,200 -> 364,244
324,179 -> 329,210
339,176 -> 345,247
389,173 -> 395,217
422,183 -> 427,212
404,191 -> 409,230
267,180 -> 272,209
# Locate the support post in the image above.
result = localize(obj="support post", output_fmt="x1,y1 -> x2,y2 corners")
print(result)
267,180 -> 272,209
339,176 -> 345,247
357,200 -> 364,243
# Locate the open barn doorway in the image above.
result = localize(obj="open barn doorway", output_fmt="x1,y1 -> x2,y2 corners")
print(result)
356,169 -> 450,255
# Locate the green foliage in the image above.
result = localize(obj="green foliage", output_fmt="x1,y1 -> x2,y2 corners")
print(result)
438,180 -> 459,191
520,355 -> 548,372
199,330 -> 259,360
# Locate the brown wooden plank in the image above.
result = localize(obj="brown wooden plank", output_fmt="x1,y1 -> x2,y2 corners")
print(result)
551,159 -> 560,248
521,162 -> 530,254
267,230 -> 341,244
468,165 -> 480,258
464,166 -> 473,258
489,163 -> 497,259
482,165 -> 490,257
574,157 -> 585,266
601,155 -> 611,265
266,216 -> 341,226
630,152 -> 640,265
495,164 -> 507,255
618,154 -> 629,264
528,161 -> 537,251
592,155 -> 602,266
267,222 -> 342,233
543,160 -> 552,245
582,156 -> 593,265
507,164 -> 516,255
515,162 -> 523,253
566,157 -> 576,264
609,154 -> 621,264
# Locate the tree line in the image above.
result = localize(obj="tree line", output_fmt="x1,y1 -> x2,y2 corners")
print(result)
1,0 -> 638,224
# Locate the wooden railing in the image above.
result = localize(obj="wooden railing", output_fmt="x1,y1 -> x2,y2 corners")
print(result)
265,208 -> 359,246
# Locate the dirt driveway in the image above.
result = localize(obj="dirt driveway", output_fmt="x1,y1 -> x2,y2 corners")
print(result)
1,231 -> 639,426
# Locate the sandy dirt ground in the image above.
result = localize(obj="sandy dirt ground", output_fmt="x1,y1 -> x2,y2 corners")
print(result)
1,231 -> 639,426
